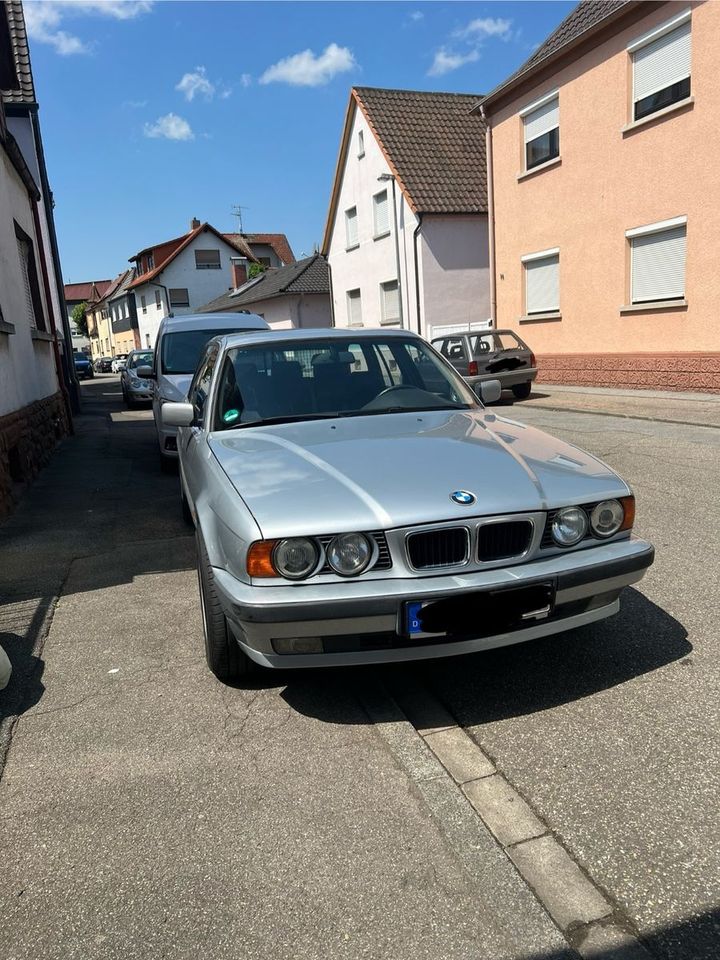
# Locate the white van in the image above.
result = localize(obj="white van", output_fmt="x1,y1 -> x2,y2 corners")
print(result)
140,312 -> 269,469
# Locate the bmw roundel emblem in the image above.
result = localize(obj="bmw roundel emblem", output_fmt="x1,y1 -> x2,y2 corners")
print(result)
451,490 -> 476,506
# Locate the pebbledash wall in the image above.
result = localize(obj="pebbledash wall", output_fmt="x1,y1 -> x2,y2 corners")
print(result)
0,148 -> 67,519
485,0 -> 720,392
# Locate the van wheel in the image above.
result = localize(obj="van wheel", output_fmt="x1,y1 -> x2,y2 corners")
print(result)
512,382 -> 532,400
196,532 -> 256,681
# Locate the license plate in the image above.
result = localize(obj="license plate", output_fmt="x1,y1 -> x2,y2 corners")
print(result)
403,582 -> 555,639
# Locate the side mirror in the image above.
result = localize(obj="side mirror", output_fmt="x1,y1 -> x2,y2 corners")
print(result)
161,402 -> 195,428
137,365 -> 155,378
477,379 -> 502,405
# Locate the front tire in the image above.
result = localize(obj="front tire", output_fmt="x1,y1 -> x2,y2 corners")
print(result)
196,532 -> 256,681
512,381 -> 532,400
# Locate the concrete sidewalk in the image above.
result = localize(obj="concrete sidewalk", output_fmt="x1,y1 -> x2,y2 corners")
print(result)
521,384 -> 720,429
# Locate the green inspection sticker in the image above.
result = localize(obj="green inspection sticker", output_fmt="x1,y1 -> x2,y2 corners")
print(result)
223,409 -> 240,424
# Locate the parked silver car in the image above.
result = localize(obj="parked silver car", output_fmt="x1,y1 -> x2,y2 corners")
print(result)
163,329 -> 653,681
120,349 -> 154,407
432,329 -> 537,400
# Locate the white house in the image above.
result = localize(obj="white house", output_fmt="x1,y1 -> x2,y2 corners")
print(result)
0,0 -> 70,517
323,86 -> 491,340
198,254 -> 331,328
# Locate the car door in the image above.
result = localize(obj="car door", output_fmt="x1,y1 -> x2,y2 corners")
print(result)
181,343 -> 219,511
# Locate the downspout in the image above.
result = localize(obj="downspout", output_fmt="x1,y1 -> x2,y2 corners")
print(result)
31,200 -> 73,433
326,259 -> 336,327
413,214 -> 423,336
480,105 -> 497,328
156,280 -> 173,318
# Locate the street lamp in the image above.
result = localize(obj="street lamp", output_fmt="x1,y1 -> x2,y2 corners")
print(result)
377,173 -> 404,328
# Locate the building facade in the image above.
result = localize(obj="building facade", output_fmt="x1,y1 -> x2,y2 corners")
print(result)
323,87 -> 490,340
64,280 -> 111,354
108,269 -> 139,355
481,0 -> 719,392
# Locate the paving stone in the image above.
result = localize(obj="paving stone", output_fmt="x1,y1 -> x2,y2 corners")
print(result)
462,774 -> 546,847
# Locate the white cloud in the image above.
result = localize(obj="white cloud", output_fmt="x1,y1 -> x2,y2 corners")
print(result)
143,113 -> 194,141
428,47 -> 480,77
176,66 -> 215,102
259,43 -> 356,87
23,0 -> 153,55
454,17 -> 513,41
240,73 -> 253,88
409,10 -> 424,22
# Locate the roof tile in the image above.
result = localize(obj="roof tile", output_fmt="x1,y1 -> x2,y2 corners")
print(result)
198,254 -> 328,313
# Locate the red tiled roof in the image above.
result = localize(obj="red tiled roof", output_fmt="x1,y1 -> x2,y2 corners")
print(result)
64,280 -> 112,304
226,233 -> 296,265
127,223 -> 254,289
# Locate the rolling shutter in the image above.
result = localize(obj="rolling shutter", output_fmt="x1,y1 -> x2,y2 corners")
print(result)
523,97 -> 559,144
525,254 -> 559,314
373,191 -> 389,236
633,21 -> 691,101
631,226 -> 686,303
381,281 -> 399,322
347,289 -> 362,326
345,208 -> 358,248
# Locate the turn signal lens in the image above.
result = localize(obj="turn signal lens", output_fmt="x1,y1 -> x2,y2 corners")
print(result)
620,495 -> 635,532
247,540 -> 278,578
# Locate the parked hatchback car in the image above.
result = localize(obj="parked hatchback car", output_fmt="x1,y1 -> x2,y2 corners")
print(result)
94,356 -> 113,373
120,349 -> 154,407
137,312 -> 269,471
432,329 -> 537,400
163,328 -> 654,682
73,351 -> 94,380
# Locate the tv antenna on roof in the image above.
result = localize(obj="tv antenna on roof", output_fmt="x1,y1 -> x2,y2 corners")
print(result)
231,205 -> 249,234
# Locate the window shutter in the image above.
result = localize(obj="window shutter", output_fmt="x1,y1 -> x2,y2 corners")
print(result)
631,226 -> 686,303
525,255 -> 559,314
16,236 -> 36,328
347,289 -> 362,326
345,208 -> 358,247
381,281 -> 399,322
633,21 -> 691,101
523,98 -> 559,143
169,288 -> 190,307
374,191 -> 389,236
195,249 -> 221,267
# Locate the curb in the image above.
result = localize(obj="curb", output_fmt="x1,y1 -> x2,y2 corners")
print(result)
521,401 -> 720,431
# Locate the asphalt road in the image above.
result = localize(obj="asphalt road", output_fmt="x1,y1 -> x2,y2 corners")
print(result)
0,378 -> 718,959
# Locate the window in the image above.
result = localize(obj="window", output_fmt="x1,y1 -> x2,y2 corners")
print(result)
629,10 -> 691,122
380,280 -> 400,324
147,253 -> 155,270
347,288 -> 362,326
627,217 -> 687,304
188,345 -> 219,422
357,130 -> 365,158
373,190 -> 390,237
521,91 -> 559,171
522,249 -> 560,315
155,289 -> 161,309
14,222 -> 46,331
146,334 -> 151,347
195,249 -> 221,269
140,295 -> 147,314
169,288 -> 190,307
345,207 -> 358,249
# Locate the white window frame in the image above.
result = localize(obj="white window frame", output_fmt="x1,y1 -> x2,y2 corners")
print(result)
628,9 -> 691,120
373,189 -> 390,238
521,247 -> 560,316
520,89 -> 559,172
626,216 -> 687,305
379,279 -> 400,325
345,206 -> 358,250
346,288 -> 362,327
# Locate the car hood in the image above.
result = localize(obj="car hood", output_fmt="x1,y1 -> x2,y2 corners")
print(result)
208,410 -> 629,539
158,374 -> 193,402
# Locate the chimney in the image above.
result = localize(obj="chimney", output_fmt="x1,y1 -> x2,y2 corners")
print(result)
190,217 -> 201,231
230,256 -> 248,288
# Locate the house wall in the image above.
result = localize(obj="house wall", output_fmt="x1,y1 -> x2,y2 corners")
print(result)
327,103 -> 420,331
419,214 -> 491,339
213,294 -> 331,330
488,0 -> 720,391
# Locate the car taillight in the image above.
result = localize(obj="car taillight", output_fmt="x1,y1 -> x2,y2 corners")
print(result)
468,360 -> 478,376
530,352 -> 537,367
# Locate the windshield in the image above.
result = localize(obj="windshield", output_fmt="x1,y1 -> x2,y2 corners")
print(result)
73,353 -> 88,362
213,336 -> 479,430
161,328 -> 250,375
128,351 -> 153,370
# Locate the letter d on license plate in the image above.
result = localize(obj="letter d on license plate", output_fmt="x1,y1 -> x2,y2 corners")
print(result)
406,602 -> 424,635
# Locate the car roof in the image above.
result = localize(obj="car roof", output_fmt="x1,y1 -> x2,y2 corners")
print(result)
159,312 -> 269,335
218,326 -> 423,350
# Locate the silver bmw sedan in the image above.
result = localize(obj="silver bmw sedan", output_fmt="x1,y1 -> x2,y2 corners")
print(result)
162,328 -> 654,681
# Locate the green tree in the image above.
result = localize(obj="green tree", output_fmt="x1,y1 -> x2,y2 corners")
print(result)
248,263 -> 266,280
71,301 -> 89,338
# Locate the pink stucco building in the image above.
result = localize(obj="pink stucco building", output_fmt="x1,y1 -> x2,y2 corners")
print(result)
479,1 -> 720,392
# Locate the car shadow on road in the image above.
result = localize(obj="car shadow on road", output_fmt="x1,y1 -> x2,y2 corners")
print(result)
281,588 -> 690,727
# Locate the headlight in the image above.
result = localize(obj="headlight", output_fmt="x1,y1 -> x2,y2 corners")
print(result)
590,499 -> 625,538
327,533 -> 372,576
552,506 -> 588,547
272,537 -> 320,580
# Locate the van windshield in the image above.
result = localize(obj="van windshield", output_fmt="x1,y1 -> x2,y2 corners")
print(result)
161,329 -> 248,375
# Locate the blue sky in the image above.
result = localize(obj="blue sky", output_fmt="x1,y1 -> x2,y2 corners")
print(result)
25,0 -> 575,282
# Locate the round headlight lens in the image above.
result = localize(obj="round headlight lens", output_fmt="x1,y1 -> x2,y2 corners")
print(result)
327,533 -> 372,576
590,499 -> 624,538
552,507 -> 588,547
273,538 -> 319,580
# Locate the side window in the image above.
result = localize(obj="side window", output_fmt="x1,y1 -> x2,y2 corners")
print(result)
440,337 -> 467,361
374,344 -> 403,387
188,347 -> 218,422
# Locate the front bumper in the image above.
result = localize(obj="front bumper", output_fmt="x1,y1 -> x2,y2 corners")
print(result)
127,383 -> 153,402
212,536 -> 654,668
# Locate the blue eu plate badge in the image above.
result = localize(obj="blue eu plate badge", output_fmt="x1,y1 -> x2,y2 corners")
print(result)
406,602 -> 424,635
